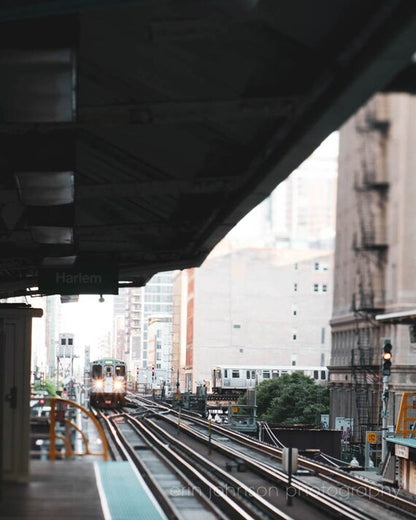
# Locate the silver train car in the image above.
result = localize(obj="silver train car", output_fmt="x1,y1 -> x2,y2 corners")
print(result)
89,358 -> 127,407
212,365 -> 328,394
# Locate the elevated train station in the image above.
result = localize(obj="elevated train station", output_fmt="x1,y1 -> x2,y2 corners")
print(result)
1,0 -> 416,517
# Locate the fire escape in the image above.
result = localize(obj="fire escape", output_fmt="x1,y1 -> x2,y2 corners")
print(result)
351,98 -> 389,442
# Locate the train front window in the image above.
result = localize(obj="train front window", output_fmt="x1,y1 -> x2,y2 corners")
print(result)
106,367 -> 112,377
92,365 -> 102,378
321,370 -> 327,380
116,365 -> 125,376
214,369 -> 221,380
314,370 -> 319,379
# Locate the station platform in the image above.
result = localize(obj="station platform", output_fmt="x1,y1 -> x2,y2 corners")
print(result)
0,460 -> 167,520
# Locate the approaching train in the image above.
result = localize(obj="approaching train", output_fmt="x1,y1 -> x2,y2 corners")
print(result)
212,365 -> 328,395
89,358 -> 127,407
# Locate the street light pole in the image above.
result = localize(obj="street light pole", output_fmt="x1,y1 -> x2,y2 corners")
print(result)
381,374 -> 389,465
381,339 -> 392,467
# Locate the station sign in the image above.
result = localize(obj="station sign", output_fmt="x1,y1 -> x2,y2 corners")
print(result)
39,263 -> 119,295
366,432 -> 378,444
395,444 -> 409,459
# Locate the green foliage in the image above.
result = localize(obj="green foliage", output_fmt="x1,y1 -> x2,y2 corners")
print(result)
255,372 -> 329,425
33,379 -> 57,397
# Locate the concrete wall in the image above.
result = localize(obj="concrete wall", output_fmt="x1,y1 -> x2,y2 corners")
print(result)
178,247 -> 333,391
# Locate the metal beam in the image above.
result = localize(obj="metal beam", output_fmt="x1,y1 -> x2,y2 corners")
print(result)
78,97 -> 299,124
0,1 -> 151,21
0,97 -> 299,131
77,177 -> 239,198
76,221 -> 198,236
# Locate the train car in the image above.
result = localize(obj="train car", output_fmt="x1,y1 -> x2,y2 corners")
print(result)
89,358 -> 127,407
212,365 -> 328,395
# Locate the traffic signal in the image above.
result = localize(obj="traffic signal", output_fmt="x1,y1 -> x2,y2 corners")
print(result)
382,340 -> 392,376
151,365 -> 155,380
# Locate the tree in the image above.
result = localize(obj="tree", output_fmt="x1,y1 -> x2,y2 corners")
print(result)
33,379 -> 57,397
255,372 -> 329,425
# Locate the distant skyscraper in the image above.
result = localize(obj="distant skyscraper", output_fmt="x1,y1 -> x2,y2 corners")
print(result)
116,272 -> 174,378
44,295 -> 61,378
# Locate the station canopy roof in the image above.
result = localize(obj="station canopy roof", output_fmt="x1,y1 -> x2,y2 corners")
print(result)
0,1 -> 415,299
376,310 -> 416,324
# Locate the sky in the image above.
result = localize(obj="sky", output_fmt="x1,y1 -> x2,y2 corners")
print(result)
60,294 -> 114,352
31,293 -> 115,371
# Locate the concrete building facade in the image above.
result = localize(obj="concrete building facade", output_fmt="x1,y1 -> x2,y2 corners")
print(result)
330,93 -> 416,448
175,247 -> 333,393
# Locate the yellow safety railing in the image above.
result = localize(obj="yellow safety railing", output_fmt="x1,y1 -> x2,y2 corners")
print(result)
395,392 -> 416,436
32,397 -> 109,461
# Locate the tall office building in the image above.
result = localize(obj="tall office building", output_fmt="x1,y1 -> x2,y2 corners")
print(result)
330,93 -> 416,446
115,272 -> 174,382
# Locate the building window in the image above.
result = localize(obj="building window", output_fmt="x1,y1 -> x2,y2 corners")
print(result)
321,327 -> 325,344
294,283 -> 298,292
314,262 -> 320,270
292,305 -> 297,316
291,355 -> 297,366
313,284 -> 319,292
294,263 -> 298,270
322,284 -> 328,292
292,331 -> 297,341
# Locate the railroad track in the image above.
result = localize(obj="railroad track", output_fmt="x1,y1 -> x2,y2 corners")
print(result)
125,395 -> 416,519
98,408 -> 294,520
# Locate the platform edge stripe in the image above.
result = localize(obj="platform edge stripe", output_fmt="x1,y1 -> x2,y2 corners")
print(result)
126,457 -> 169,519
94,461 -> 112,520
96,461 -> 167,520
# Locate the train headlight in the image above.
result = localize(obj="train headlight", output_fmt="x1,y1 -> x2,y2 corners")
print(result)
93,379 -> 104,390
114,380 -> 124,392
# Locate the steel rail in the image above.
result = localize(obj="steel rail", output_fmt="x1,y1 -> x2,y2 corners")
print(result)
142,411 -> 379,520
96,409 -> 184,520
124,412 -> 293,520
159,404 -> 416,517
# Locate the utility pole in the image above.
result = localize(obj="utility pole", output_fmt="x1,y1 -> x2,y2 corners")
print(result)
381,339 -> 392,465
381,374 -> 389,464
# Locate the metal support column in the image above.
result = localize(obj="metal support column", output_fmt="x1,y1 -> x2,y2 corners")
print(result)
381,374 -> 389,464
